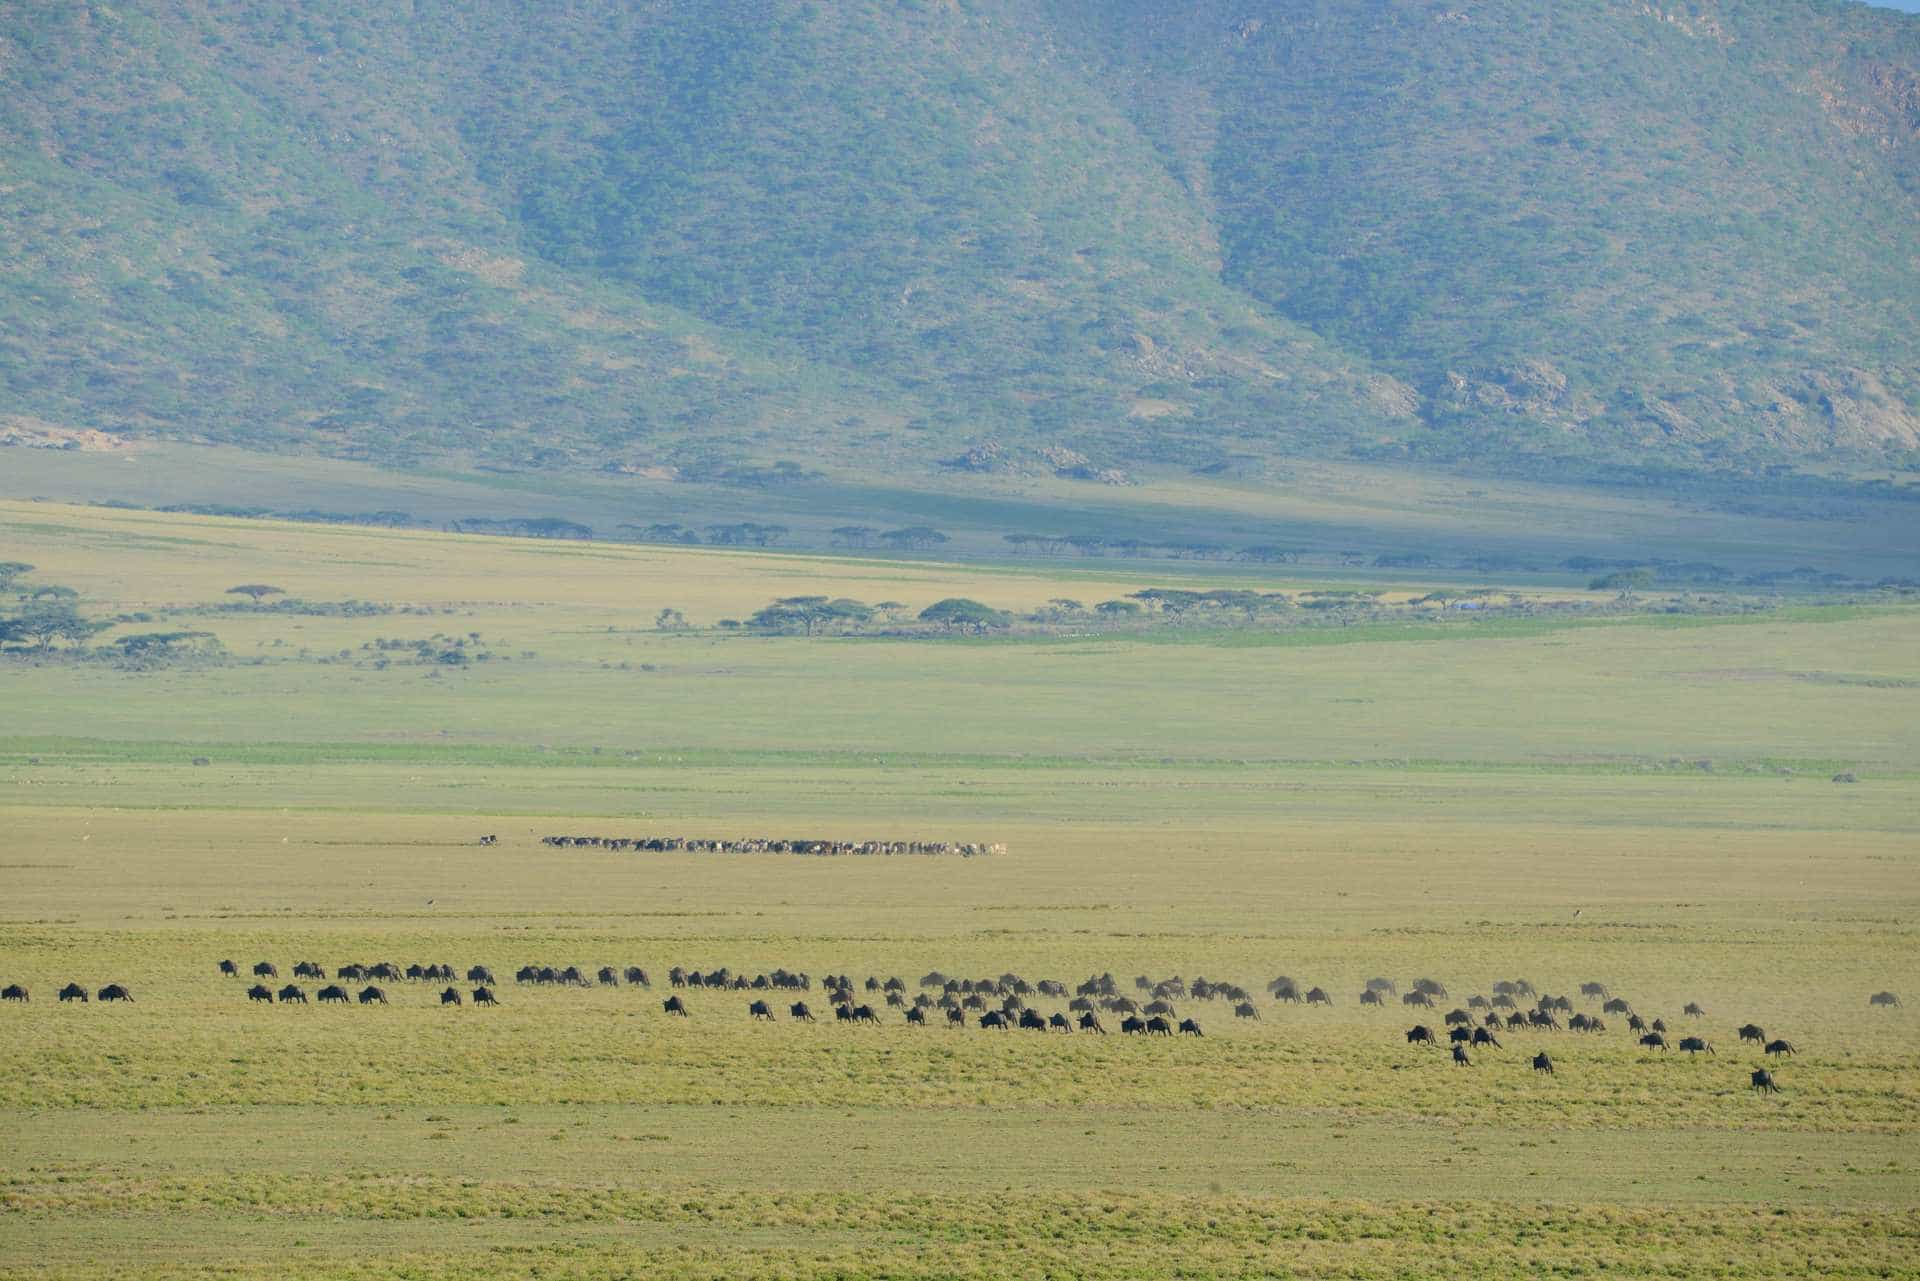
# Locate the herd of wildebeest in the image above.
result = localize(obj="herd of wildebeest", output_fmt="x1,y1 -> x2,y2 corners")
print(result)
535,834 -> 1006,857
5,960 -> 1902,1095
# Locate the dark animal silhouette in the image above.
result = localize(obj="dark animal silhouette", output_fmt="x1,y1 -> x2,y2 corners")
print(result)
1678,1036 -> 1713,1056
1449,1026 -> 1472,1043
663,995 -> 688,1016
294,962 -> 324,979
440,987 -> 462,1006
473,987 -> 497,1006
624,967 -> 650,987
851,1004 -> 879,1024
790,1002 -> 815,1022
1413,978 -> 1447,998
1765,1039 -> 1796,1057
749,999 -> 774,1020
1305,987 -> 1332,1006
1651,1018 -> 1667,1033
1018,1009 -> 1047,1031
1532,1052 -> 1554,1075
1601,997 -> 1632,1016
97,984 -> 132,1002
247,984 -> 273,1003
1451,1044 -> 1471,1066
1048,1012 -> 1072,1032
1468,995 -> 1489,1009
468,966 -> 496,984
1751,1068 -> 1779,1094
1121,1015 -> 1146,1035
1683,1001 -> 1706,1018
1569,1013 -> 1595,1033
1234,1001 -> 1259,1020
1359,989 -> 1384,1007
1078,1011 -> 1106,1033
947,1006 -> 967,1026
1402,991 -> 1434,1008
1,984 -> 25,1003
1639,1032 -> 1668,1052
1869,991 -> 1901,1008
358,986 -> 387,1004
1738,1024 -> 1765,1044
1444,1008 -> 1471,1026
1528,1010 -> 1560,1031
1471,1027 -> 1501,1048
905,1007 -> 927,1024
1579,982 -> 1610,1000
339,964 -> 368,981
1178,1018 -> 1203,1037
979,1010 -> 1010,1029
218,960 -> 238,977
1145,1015 -> 1173,1036
253,962 -> 277,978
317,985 -> 349,1004
1365,977 -> 1397,995
1406,1025 -> 1434,1045
598,967 -> 620,987
1505,1012 -> 1528,1030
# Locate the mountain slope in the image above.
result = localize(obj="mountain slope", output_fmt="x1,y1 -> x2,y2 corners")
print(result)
1,0 -> 1915,482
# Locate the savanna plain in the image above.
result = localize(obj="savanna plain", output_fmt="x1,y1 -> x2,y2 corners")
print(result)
1,501 -> 1917,1278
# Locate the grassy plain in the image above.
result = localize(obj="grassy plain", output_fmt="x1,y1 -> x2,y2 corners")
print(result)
1,502 -> 1917,1278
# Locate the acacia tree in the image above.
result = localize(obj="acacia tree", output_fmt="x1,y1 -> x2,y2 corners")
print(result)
226,584 -> 285,602
5,601 -> 97,650
0,562 -> 32,590
748,596 -> 873,636
918,598 -> 1010,633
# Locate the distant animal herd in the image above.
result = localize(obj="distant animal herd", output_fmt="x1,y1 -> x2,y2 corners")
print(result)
5,963 -> 1901,1094
533,834 -> 1005,856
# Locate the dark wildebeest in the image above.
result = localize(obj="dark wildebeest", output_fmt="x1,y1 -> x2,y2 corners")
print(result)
1580,982 -> 1610,1001
749,999 -> 775,1021
1121,1015 -> 1146,1035
1869,991 -> 1901,1009
1402,991 -> 1434,1008
625,967 -> 650,987
979,1010 -> 1010,1030
248,984 -> 274,1003
1145,1016 -> 1173,1036
370,963 -> 402,982
339,964 -> 368,981
598,967 -> 620,987
1178,1018 -> 1203,1037
850,1004 -> 879,1024
468,966 -> 496,984
277,984 -> 307,1003
1651,1018 -> 1667,1034
1444,1008 -> 1471,1026
663,995 -> 688,1017
1359,989 -> 1384,1007
478,834 -> 497,845
790,1002 -> 815,1022
1,984 -> 26,1003
1449,1026 -> 1472,1044
1366,977 -> 1397,995
515,966 -> 538,985
1048,1012 -> 1072,1033
1234,1002 -> 1259,1020
1018,1009 -> 1047,1031
1601,998 -> 1632,1016
218,959 -> 238,977
1143,999 -> 1176,1016
1484,1013 -> 1503,1029
1505,1012 -> 1528,1030
1639,1032 -> 1668,1052
1678,1036 -> 1714,1056
905,1007 -> 927,1025
1683,1001 -> 1706,1018
1751,1068 -> 1780,1094
1528,1010 -> 1560,1031
358,986 -> 387,1005
1472,1027 -> 1501,1049
1532,1052 -> 1554,1075
1468,995 -> 1489,1010
1406,1025 -> 1434,1045
946,1006 -> 967,1026
294,962 -> 325,979
253,962 -> 278,978
1451,1044 -> 1471,1066
1305,987 -> 1332,1006
98,984 -> 132,1002
473,987 -> 497,1006
318,985 -> 350,1004
1079,1012 -> 1107,1034
1413,978 -> 1447,998
1738,1023 -> 1766,1044
1491,994 -> 1516,1010
1765,1039 -> 1796,1057
440,987 -> 462,1006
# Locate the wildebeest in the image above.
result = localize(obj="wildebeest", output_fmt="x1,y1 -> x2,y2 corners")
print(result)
1467,995 -> 1489,1010
1471,1027 -> 1501,1049
1601,997 -> 1632,1016
1449,1026 -> 1472,1044
473,987 -> 497,1006
947,1006 -> 967,1026
1145,1015 -> 1173,1036
1505,1012 -> 1528,1030
850,1003 -> 879,1024
1178,1018 -> 1203,1037
1651,1017 -> 1667,1034
370,963 -> 403,982
1305,987 -> 1332,1006
1233,1001 -> 1259,1020
1451,1044 -> 1471,1066
1048,1012 -> 1072,1032
1078,1011 -> 1106,1034
789,1001 -> 815,1022
595,967 -> 618,987
1765,1039 -> 1796,1057
905,1007 -> 927,1025
1018,1009 -> 1047,1031
624,967 -> 650,987
1413,978 -> 1447,998
1579,982 -> 1610,1001
1121,1015 -> 1146,1035
1532,1051 -> 1554,1075
294,962 -> 325,979
1750,1068 -> 1780,1094
277,984 -> 307,1004
1406,1025 -> 1434,1045
1365,977 -> 1397,995
468,966 -> 496,984
1738,1023 -> 1766,1044
1678,1036 -> 1714,1056
1683,1001 -> 1706,1018
1639,1032 -> 1668,1052
317,985 -> 349,1004
358,986 -> 387,1005
1402,991 -> 1434,1008
1569,1013 -> 1596,1033
1869,991 -> 1901,1008
248,984 -> 274,1003
1,984 -> 25,1003
1444,1008 -> 1471,1026
979,1010 -> 1010,1029
98,984 -> 132,1003
1143,999 -> 1176,1016
218,959 -> 238,977
749,999 -> 774,1021
478,834 -> 497,845
1527,1009 -> 1560,1031
440,987 -> 462,1006
663,995 -> 688,1016
253,962 -> 278,978
338,964 -> 368,981
1359,989 -> 1384,1007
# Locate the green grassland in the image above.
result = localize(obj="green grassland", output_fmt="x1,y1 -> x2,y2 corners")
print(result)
1,504 -> 1917,1278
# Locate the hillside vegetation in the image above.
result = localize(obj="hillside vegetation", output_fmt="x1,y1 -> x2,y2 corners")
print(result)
2,0 -> 1917,485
